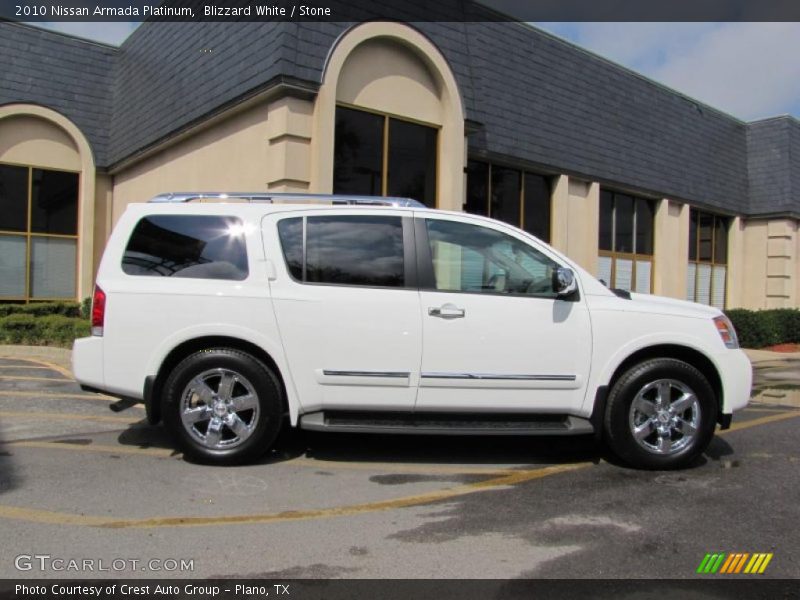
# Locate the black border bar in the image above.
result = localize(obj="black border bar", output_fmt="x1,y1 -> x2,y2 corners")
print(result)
3,0 -> 800,23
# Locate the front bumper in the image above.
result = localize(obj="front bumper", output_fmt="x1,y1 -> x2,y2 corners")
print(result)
715,348 -> 753,419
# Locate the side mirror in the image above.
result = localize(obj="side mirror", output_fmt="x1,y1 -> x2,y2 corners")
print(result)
552,267 -> 578,297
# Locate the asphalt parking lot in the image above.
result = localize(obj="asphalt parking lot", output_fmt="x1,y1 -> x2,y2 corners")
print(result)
0,350 -> 798,580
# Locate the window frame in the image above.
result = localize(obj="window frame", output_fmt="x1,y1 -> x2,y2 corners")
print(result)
687,208 -> 729,308
276,213 -> 417,291
414,215 -> 568,300
465,160 -> 553,243
598,189 -> 655,293
0,160 -> 80,302
333,103 -> 440,208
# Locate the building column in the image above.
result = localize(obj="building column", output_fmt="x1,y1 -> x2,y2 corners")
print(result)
726,216 -> 745,308
550,175 -> 599,274
652,199 -> 689,299
765,219 -> 796,308
265,97 -> 314,192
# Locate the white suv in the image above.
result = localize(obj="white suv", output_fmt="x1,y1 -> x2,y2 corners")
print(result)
73,193 -> 751,469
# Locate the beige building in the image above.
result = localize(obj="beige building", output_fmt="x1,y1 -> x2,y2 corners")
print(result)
1,15 -> 798,310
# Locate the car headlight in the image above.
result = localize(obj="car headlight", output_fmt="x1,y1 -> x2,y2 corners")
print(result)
713,315 -> 739,349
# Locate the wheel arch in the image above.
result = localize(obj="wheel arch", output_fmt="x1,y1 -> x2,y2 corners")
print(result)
146,336 -> 290,425
590,344 -> 724,437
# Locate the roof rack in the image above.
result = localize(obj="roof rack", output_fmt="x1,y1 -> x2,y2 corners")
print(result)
148,192 -> 426,208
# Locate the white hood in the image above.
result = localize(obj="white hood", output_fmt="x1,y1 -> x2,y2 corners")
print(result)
624,292 -> 722,319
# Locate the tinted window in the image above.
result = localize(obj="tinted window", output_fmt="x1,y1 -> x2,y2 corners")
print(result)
425,219 -> 559,297
523,173 -> 551,243
387,119 -> 437,207
490,166 -> 521,226
0,164 -> 29,232
635,197 -> 654,255
689,209 -> 698,261
304,215 -> 404,287
614,194 -> 634,254
122,215 -> 248,280
31,169 -> 79,235
333,107 -> 384,196
698,212 -> 714,262
465,161 -> 489,216
714,217 -> 728,264
277,218 -> 303,280
599,190 -> 613,251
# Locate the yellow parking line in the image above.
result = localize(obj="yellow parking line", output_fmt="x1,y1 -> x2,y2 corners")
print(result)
0,410 -> 140,424
5,438 -> 522,475
0,375 -> 72,383
721,410 -> 800,434
0,407 -> 796,530
0,390 -> 134,404
284,457 -> 519,476
17,358 -> 74,380
0,462 -> 592,529
8,441 -> 173,457
0,365 -> 52,370
743,406 -> 793,413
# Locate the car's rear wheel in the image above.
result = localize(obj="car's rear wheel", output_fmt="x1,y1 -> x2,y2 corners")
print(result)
604,358 -> 717,469
162,348 -> 284,465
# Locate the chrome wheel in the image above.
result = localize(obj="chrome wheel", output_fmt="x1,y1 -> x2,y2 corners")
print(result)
179,368 -> 260,450
628,378 -> 700,456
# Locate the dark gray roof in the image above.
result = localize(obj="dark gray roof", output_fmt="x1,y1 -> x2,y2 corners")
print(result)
1,9 -> 797,218
0,21 -> 115,165
110,21 -> 292,165
747,117 -> 800,216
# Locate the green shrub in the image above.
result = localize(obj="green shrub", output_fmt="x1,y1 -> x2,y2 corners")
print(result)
725,308 -> 800,349
0,313 -> 89,347
39,315 -> 91,346
0,301 -> 82,318
1,314 -> 39,344
80,296 -> 93,320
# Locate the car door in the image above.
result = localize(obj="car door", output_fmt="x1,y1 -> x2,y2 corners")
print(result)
263,210 -> 422,412
415,213 -> 592,414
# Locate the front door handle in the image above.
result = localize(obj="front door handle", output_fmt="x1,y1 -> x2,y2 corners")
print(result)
428,304 -> 466,319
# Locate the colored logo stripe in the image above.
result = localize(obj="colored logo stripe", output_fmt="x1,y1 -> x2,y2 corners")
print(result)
698,552 -> 773,574
697,553 -> 726,573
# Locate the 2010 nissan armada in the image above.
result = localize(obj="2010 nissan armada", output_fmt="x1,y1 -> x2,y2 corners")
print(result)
73,193 -> 751,469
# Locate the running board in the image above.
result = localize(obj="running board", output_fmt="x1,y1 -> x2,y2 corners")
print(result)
299,411 -> 594,436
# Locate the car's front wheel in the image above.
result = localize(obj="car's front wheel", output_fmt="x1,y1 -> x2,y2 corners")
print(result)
162,348 -> 284,465
604,358 -> 717,469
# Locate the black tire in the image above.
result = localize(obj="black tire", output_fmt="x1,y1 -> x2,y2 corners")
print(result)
603,358 -> 717,470
162,348 -> 284,465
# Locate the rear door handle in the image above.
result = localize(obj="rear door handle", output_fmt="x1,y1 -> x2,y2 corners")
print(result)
428,304 -> 465,319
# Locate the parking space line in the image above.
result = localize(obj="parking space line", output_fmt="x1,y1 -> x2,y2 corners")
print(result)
0,390 -> 136,404
743,406 -> 794,413
0,410 -> 140,424
7,441 -> 173,457
0,462 -> 592,529
0,375 -> 72,383
0,365 -> 52,370
284,457 -> 520,476
4,438 -> 529,475
720,410 -> 800,434
14,358 -> 75,380
0,407 -> 796,530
